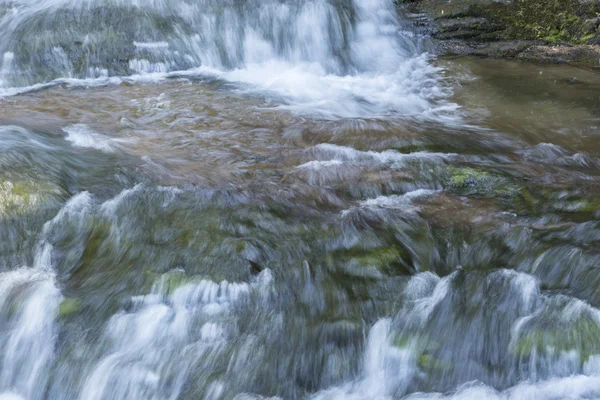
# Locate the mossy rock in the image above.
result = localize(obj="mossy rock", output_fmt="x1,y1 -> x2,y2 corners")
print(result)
152,269 -> 194,295
59,298 -> 82,317
348,247 -> 403,268
446,167 -> 517,198
518,189 -> 600,216
513,323 -> 600,362
448,167 -> 491,188
512,300 -> 600,363
556,198 -> 600,215
331,245 -> 413,278
392,332 -> 443,351
579,199 -> 600,214
458,0 -> 600,44
418,353 -> 454,371
391,332 -> 452,372
0,180 -> 64,217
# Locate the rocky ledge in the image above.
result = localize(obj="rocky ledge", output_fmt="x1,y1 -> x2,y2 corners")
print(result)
397,0 -> 600,68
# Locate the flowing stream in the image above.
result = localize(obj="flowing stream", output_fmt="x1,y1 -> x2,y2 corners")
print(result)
0,0 -> 599,399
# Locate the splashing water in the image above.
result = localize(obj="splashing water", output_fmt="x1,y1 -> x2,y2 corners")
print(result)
0,0 -> 455,119
1,0 -> 600,399
0,193 -> 92,400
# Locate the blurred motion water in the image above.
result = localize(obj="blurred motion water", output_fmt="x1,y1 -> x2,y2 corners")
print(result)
0,0 -> 599,399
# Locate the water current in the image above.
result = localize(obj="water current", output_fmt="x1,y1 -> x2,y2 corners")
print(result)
0,0 -> 599,399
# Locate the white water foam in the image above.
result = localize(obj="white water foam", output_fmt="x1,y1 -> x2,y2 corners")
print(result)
0,75 -> 124,97
401,375 -> 600,400
80,269 -> 274,400
0,268 -> 61,400
0,52 -> 13,87
0,192 -> 93,400
207,56 -> 455,119
306,143 -> 454,166
340,189 -> 438,218
0,0 -> 459,120
0,394 -> 25,400
359,189 -> 438,210
310,319 -> 417,400
312,270 -> 600,400
63,124 -> 135,153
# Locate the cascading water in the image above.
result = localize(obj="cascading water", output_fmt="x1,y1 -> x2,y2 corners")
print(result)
1,0 -> 600,399
0,0 -> 452,118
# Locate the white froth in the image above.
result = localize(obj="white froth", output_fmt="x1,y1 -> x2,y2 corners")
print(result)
80,270 -> 273,400
63,124 -> 117,152
0,0 -> 460,121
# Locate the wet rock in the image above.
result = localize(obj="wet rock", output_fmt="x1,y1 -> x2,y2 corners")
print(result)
446,167 -> 515,198
441,40 -> 543,58
334,246 -> 412,279
58,298 -> 82,317
583,17 -> 600,33
248,259 -> 264,276
0,180 -> 64,217
151,269 -> 192,295
400,0 -> 600,68
6,5 -> 193,82
448,167 -> 491,188
517,44 -> 600,67
433,17 -> 504,40
511,296 -> 600,369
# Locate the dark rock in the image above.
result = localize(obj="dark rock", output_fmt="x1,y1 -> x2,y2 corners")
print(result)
583,17 -> 600,33
433,17 -> 505,40
248,259 -> 264,276
517,44 -> 600,67
440,40 -> 542,58
399,0 -> 600,68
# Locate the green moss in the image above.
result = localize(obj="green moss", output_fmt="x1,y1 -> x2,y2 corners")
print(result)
392,332 -> 440,351
331,245 -> 413,279
448,167 -> 491,188
59,298 -> 82,317
581,32 -> 597,42
452,0 -> 600,44
0,180 -> 63,216
504,188 -> 600,218
552,199 -> 600,215
235,240 -> 246,253
513,314 -> 600,362
350,247 -> 402,268
446,166 -> 516,198
391,333 -> 452,371
418,354 -> 453,371
578,199 -> 600,213
391,332 -> 413,349
154,269 -> 193,294
515,188 -> 537,212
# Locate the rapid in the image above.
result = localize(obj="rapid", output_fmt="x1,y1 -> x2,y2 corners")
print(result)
0,0 -> 599,399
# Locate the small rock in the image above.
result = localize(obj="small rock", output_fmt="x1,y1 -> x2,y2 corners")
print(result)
248,259 -> 264,276
59,298 -> 82,317
584,17 -> 600,33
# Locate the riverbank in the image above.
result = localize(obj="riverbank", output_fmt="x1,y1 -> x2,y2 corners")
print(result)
398,0 -> 600,69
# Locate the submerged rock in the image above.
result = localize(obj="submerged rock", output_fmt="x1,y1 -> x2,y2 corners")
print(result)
58,298 -> 81,317
0,180 -> 64,217
448,167 -> 491,188
445,167 -> 516,198
511,296 -> 600,376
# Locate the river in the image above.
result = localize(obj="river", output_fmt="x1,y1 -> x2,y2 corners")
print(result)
0,0 -> 599,399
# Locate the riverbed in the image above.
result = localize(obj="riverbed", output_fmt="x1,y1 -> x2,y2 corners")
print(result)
0,1 -> 599,399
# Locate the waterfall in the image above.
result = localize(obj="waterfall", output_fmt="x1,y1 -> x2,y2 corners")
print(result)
0,0 -> 452,118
